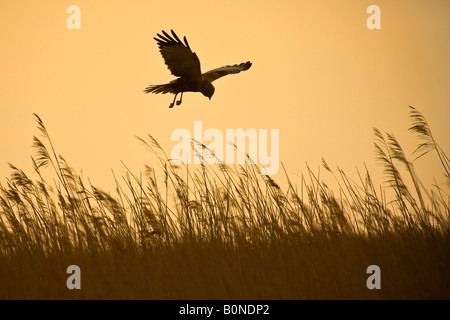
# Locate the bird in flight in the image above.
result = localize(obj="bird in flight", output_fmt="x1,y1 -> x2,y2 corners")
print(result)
144,30 -> 252,108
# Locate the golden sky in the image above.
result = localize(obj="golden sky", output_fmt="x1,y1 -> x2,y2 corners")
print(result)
1,0 -> 449,194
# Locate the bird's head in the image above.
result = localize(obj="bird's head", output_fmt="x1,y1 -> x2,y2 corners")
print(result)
200,81 -> 215,100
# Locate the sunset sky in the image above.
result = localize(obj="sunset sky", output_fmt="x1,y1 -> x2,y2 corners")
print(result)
1,0 -> 449,196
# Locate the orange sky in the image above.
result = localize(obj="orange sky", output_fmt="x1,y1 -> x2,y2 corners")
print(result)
1,0 -> 449,197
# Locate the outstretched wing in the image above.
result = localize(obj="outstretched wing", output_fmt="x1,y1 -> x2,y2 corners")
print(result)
202,61 -> 252,83
154,30 -> 202,80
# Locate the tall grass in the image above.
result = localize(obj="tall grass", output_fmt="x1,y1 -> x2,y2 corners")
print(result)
0,106 -> 448,299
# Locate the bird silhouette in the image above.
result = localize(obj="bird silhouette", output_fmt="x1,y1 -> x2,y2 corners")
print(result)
144,30 -> 252,108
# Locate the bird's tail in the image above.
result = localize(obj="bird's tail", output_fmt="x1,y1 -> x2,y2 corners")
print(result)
143,83 -> 175,94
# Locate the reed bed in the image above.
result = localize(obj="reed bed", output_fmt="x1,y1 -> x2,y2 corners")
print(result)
0,106 -> 448,299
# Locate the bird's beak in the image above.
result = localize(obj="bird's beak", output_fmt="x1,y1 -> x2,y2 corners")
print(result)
209,97 -> 211,100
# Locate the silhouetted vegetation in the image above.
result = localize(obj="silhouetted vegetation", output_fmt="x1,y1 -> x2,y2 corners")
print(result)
0,106 -> 448,299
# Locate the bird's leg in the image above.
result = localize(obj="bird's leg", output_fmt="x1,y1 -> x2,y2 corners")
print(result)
169,93 -> 178,108
176,92 -> 183,106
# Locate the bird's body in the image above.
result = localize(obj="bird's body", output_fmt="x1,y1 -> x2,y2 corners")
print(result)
147,77 -> 214,97
144,30 -> 252,108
